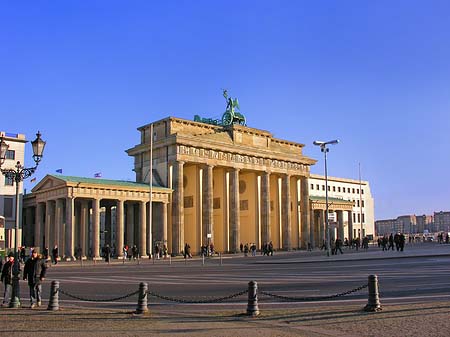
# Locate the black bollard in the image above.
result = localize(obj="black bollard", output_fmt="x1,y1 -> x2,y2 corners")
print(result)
364,274 -> 382,312
47,280 -> 60,311
135,282 -> 149,314
246,281 -> 260,316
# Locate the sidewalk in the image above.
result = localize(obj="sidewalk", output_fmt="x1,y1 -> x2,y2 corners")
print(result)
3,300 -> 450,336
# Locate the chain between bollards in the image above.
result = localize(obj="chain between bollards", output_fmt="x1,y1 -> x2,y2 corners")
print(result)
364,274 -> 382,312
47,280 -> 59,311
246,280 -> 259,316
135,282 -> 149,314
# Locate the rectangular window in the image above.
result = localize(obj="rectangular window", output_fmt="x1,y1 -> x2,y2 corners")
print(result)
343,187 -> 346,193
362,189 -> 364,194
332,186 -> 336,192
353,213 -> 356,222
362,213 -> 365,223
4,198 -> 13,218
310,184 -> 314,190
4,176 -> 13,186
338,187 -> 341,192
316,184 -> 319,190
362,200 -> 365,207
322,185 -> 325,191
357,189 -> 360,194
352,188 -> 355,193
5,150 -> 15,160
184,196 -> 194,208
357,200 -> 360,207
358,213 -> 361,223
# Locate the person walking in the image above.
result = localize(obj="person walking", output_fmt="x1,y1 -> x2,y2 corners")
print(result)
1,252 -> 14,306
23,249 -> 47,308
52,245 -> 59,264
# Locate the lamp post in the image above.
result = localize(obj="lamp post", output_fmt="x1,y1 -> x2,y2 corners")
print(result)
313,139 -> 339,257
0,131 -> 46,308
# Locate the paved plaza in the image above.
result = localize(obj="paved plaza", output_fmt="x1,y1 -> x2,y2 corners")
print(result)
2,243 -> 450,336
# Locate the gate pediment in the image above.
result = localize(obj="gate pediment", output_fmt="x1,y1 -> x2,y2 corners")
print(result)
32,175 -> 67,193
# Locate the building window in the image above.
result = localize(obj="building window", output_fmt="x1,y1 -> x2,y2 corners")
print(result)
362,213 -> 365,223
322,185 -> 325,191
316,184 -> 319,190
310,184 -> 314,190
357,189 -> 360,194
338,187 -> 341,192
4,176 -> 13,186
240,200 -> 249,211
184,196 -> 194,208
362,200 -> 365,207
328,186 -> 330,191
357,200 -> 360,207
361,189 -> 364,194
213,197 -> 221,209
333,186 -> 336,192
4,198 -> 13,218
342,187 -> 346,193
5,150 -> 15,160
353,213 -> 356,222
358,213 -> 361,223
352,188 -> 355,193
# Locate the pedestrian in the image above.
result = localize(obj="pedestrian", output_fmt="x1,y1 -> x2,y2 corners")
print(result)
52,245 -> 58,264
123,245 -> 128,260
268,241 -> 274,256
162,244 -> 168,258
23,249 -> 47,308
20,246 -> 26,263
239,242 -> 243,253
154,244 -> 160,259
1,252 -> 15,306
104,244 -> 111,262
43,247 -> 49,261
131,245 -> 138,260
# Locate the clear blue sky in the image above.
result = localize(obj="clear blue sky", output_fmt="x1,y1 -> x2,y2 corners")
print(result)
1,1 -> 449,220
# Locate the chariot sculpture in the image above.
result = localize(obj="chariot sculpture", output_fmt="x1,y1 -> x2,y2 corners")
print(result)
194,90 -> 246,126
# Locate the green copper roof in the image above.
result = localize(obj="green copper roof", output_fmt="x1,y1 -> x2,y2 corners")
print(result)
51,175 -> 170,190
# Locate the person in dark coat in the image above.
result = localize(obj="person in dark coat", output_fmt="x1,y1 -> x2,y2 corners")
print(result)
23,249 -> 47,308
52,245 -> 58,264
1,252 -> 15,306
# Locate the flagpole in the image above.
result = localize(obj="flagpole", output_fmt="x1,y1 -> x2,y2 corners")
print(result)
149,123 -> 153,258
359,163 -> 363,240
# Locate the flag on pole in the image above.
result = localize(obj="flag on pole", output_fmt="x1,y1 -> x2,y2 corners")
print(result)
94,172 -> 102,178
30,177 -> 37,183
55,168 -> 63,173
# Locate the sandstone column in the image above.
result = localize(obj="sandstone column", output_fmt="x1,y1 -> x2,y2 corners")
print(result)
55,199 -> 64,253
126,203 -> 135,246
261,172 -> 270,245
79,200 -> 88,257
230,168 -> 240,252
319,210 -> 325,247
92,198 -> 100,259
65,197 -> 75,259
105,205 -> 112,246
300,177 -> 310,249
348,210 -> 353,242
139,201 -> 147,258
35,202 -> 44,251
282,174 -> 291,250
116,199 -> 124,257
162,202 -> 168,247
45,200 -> 54,249
172,161 -> 184,255
202,165 -> 214,245
337,210 -> 344,240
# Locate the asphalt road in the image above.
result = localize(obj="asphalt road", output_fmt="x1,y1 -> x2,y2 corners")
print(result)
16,243 -> 450,311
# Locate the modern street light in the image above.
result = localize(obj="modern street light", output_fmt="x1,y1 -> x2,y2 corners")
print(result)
313,139 -> 339,257
0,131 -> 46,308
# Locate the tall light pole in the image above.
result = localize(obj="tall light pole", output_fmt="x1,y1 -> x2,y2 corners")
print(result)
0,131 -> 46,308
313,139 -> 339,257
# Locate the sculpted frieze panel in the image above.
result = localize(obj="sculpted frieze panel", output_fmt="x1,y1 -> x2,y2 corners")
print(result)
177,144 -> 309,174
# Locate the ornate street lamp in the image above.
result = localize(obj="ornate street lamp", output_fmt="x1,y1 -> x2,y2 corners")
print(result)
313,139 -> 339,257
0,131 -> 46,308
